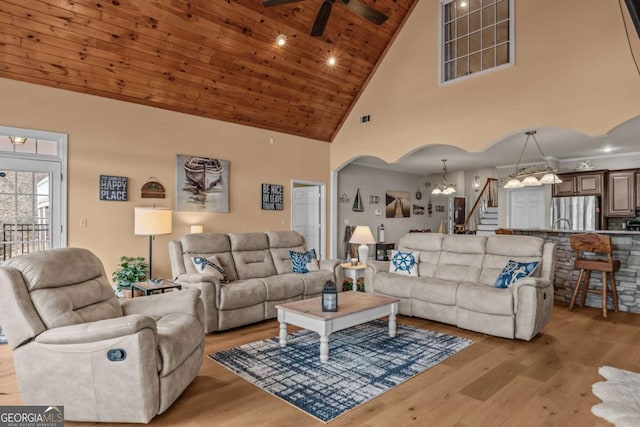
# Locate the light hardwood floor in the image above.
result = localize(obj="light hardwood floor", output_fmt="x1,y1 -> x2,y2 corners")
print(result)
1,302 -> 638,426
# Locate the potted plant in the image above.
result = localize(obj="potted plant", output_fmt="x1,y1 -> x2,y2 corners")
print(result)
112,256 -> 148,297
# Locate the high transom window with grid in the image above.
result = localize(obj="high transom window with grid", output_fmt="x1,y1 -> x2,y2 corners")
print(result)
442,0 -> 512,82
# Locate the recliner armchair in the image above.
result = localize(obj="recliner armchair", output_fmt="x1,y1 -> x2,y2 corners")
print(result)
0,248 -> 205,423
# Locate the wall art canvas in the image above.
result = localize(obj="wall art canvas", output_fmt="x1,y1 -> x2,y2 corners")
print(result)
386,191 -> 411,218
176,155 -> 229,212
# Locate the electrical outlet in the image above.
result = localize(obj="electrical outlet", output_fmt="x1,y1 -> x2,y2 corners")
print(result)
344,218 -> 350,225
81,219 -> 88,228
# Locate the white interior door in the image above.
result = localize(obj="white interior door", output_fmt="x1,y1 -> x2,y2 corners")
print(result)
0,158 -> 63,261
292,185 -> 322,256
508,187 -> 546,228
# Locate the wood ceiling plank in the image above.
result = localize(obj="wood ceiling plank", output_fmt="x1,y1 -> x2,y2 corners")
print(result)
0,0 -> 416,141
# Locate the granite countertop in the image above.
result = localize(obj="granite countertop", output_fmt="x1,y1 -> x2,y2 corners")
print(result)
510,228 -> 640,235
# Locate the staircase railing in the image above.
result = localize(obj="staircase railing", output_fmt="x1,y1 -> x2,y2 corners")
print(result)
462,178 -> 498,231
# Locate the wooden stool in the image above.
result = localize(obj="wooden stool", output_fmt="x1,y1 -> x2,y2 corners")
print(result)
569,233 -> 620,318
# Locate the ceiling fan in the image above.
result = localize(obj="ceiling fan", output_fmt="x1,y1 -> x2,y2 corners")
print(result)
263,0 -> 389,37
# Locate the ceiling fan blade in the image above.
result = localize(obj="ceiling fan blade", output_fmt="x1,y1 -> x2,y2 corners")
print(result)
341,0 -> 388,25
311,1 -> 334,36
263,0 -> 303,7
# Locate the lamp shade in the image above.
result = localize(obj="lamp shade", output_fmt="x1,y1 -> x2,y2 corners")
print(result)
540,173 -> 562,184
504,178 -> 524,189
134,207 -> 173,236
190,225 -> 204,234
349,226 -> 376,244
521,176 -> 542,186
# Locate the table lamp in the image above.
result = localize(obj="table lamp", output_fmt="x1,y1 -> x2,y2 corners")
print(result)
134,207 -> 172,280
349,225 -> 376,265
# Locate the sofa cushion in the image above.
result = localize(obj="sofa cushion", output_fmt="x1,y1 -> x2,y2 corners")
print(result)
372,272 -> 413,299
398,233 -> 443,278
457,282 -> 514,315
230,233 -> 277,280
433,235 -> 487,283
263,274 -> 304,301
479,235 -> 544,285
300,270 -> 335,296
216,279 -> 267,310
388,250 -> 419,276
494,260 -> 540,288
289,249 -> 320,273
411,277 -> 459,305
191,255 -> 228,283
181,233 -> 238,281
270,245 -> 305,274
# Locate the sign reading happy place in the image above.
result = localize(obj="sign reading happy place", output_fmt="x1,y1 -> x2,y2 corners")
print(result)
100,175 -> 128,201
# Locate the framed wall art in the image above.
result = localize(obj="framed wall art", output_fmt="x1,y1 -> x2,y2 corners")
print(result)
262,183 -> 283,210
385,191 -> 410,218
176,155 -> 229,212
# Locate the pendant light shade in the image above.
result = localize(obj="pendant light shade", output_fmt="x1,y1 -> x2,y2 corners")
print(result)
431,159 -> 456,195
503,131 -> 561,189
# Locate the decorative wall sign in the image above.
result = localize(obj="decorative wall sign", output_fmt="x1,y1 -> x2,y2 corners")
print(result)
176,155 -> 229,212
99,175 -> 128,201
369,195 -> 379,204
413,204 -> 425,215
262,183 -> 284,210
385,191 -> 410,218
436,205 -> 445,212
141,178 -> 166,199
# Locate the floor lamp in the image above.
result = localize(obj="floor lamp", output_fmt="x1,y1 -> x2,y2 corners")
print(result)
134,207 -> 173,281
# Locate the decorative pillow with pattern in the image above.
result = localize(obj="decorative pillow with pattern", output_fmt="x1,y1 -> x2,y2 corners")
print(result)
289,249 -> 319,274
388,250 -> 419,277
191,255 -> 229,283
494,260 -> 539,288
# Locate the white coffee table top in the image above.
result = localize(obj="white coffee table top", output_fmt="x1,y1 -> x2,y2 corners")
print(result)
276,292 -> 400,321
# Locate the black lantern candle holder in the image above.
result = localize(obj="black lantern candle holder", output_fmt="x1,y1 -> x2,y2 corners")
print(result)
321,280 -> 338,312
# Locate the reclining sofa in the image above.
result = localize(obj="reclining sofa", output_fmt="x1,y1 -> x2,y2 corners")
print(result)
169,231 -> 340,333
364,233 -> 556,340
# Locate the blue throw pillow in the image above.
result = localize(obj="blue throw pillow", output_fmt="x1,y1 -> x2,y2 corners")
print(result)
192,256 -> 229,283
290,249 -> 318,274
494,260 -> 539,288
388,250 -> 419,277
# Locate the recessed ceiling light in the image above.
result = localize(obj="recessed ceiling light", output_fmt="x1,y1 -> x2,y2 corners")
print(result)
459,1 -> 468,8
275,34 -> 287,47
602,146 -> 613,153
327,56 -> 336,66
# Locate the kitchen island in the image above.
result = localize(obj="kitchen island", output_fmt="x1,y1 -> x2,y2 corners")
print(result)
509,229 -> 640,314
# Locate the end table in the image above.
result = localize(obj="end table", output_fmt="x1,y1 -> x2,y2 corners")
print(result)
131,280 -> 182,297
340,262 -> 366,292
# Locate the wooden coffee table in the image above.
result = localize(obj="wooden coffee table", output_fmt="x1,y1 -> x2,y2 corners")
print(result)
276,292 -> 399,363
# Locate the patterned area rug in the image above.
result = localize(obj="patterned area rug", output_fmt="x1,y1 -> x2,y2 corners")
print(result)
0,326 -> 7,345
209,320 -> 472,423
592,366 -> 640,427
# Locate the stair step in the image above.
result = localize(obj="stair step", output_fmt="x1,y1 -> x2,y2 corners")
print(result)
482,212 -> 498,219
485,207 -> 499,213
479,219 -> 498,226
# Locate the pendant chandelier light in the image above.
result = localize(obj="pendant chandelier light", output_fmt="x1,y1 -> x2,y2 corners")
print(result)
432,159 -> 456,195
503,130 -> 562,189
472,170 -> 481,192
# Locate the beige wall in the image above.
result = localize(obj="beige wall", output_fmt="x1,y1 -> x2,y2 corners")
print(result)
332,0 -> 640,168
0,78 -> 330,280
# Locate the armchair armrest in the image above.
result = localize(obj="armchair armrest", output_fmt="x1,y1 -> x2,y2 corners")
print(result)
36,314 -> 156,345
365,260 -> 390,276
320,259 -> 340,272
511,277 -> 552,290
120,288 -> 202,319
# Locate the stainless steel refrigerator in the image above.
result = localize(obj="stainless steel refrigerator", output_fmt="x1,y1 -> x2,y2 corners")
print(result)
550,196 -> 600,230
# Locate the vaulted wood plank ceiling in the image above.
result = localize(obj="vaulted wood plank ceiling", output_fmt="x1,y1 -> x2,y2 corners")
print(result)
0,0 -> 416,142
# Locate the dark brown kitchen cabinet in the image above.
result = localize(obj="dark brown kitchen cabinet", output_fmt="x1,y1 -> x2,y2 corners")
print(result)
553,172 -> 604,197
637,172 -> 640,209
606,170 -> 636,217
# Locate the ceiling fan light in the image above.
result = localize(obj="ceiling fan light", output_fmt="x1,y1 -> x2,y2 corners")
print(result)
522,175 -> 542,186
275,34 -> 287,47
540,173 -> 562,184
504,178 -> 524,189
